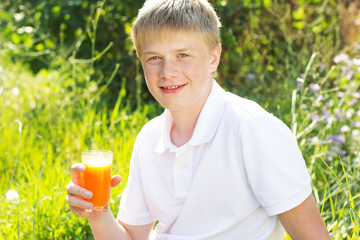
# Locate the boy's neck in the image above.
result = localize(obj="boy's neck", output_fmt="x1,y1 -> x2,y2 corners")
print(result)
170,110 -> 199,147
169,86 -> 212,148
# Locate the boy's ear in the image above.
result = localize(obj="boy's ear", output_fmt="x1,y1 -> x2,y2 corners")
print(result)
209,44 -> 222,72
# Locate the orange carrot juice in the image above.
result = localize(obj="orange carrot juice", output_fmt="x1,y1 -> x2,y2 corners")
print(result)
82,150 -> 113,212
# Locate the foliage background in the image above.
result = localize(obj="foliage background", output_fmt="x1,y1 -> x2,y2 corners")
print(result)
1,0 -> 360,239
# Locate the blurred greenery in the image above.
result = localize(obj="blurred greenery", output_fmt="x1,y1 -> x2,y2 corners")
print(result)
0,0 -> 343,112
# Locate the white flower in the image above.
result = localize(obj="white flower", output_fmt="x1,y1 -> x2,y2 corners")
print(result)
12,88 -> 19,95
5,189 -> 20,202
340,125 -> 350,132
334,53 -> 349,63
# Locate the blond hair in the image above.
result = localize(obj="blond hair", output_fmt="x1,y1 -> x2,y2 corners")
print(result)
131,0 -> 221,56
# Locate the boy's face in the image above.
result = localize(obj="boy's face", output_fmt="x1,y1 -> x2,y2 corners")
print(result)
139,30 -> 221,114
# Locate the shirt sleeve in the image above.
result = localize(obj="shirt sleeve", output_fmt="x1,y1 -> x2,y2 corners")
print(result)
117,135 -> 155,225
240,112 -> 312,216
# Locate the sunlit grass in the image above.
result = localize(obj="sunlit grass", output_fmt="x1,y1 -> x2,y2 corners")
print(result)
0,57 -> 156,239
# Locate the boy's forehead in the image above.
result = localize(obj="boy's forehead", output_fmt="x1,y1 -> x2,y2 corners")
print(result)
142,29 -> 208,51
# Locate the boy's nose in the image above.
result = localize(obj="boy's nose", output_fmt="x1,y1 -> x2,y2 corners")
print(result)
160,60 -> 178,79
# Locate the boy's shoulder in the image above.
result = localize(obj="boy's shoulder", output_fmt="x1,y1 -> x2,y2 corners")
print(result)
135,113 -> 165,144
223,91 -> 267,118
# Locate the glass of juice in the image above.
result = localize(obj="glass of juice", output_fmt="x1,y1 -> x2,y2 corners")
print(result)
82,150 -> 113,212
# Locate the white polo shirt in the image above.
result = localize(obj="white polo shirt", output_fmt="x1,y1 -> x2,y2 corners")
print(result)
117,80 -> 312,240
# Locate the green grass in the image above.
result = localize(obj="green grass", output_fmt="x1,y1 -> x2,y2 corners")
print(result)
0,56 -> 157,239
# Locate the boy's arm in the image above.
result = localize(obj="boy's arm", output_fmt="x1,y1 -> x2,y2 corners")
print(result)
278,194 -> 331,240
66,163 -> 154,240
87,210 -> 155,240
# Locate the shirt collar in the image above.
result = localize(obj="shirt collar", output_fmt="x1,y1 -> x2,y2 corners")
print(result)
155,80 -> 225,153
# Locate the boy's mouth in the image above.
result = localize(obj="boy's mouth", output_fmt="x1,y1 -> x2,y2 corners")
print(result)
161,83 -> 187,90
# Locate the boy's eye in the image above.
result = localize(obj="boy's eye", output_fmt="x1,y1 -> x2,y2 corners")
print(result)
149,56 -> 161,61
179,53 -> 188,58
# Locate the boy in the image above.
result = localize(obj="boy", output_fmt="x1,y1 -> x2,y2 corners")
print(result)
66,0 -> 331,239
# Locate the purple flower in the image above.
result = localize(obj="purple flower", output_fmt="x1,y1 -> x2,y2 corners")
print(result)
347,98 -> 357,106
311,113 -> 319,121
341,66 -> 347,73
309,83 -> 320,91
296,81 -> 303,88
353,92 -> 360,99
246,73 -> 255,80
328,135 -> 346,144
325,155 -> 333,162
336,112 -> 342,120
322,111 -> 331,117
354,44 -> 360,52
337,92 -> 345,98
320,63 -> 326,70
352,121 -> 360,128
346,69 -> 354,80
301,104 -> 308,109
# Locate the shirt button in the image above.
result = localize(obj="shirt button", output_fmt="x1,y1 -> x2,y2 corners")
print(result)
178,163 -> 186,170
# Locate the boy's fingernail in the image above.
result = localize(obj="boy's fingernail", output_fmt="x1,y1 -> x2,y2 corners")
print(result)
85,192 -> 92,199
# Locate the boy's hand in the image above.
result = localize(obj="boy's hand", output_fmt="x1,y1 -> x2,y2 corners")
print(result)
65,163 -> 121,219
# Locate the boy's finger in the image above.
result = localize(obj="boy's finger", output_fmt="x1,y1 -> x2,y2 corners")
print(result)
111,175 -> 122,188
71,163 -> 85,184
66,181 -> 93,199
66,194 -> 93,210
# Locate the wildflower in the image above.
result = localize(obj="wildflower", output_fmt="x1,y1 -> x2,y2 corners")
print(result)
322,111 -> 331,118
334,53 -> 349,63
309,83 -> 320,91
346,69 -> 354,80
353,59 -> 360,66
337,92 -> 345,98
325,155 -> 333,162
346,109 -> 355,119
341,66 -> 347,73
307,137 -> 319,144
320,63 -> 326,70
347,98 -> 357,106
12,88 -> 19,95
353,92 -> 360,99
5,189 -> 20,202
355,44 -> 360,52
14,13 -> 24,21
352,129 -> 360,137
328,135 -> 346,144
352,121 -> 360,128
340,125 -> 350,132
246,73 -> 255,80
311,113 -> 319,121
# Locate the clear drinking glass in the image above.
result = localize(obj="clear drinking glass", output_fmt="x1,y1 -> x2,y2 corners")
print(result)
81,150 -> 113,212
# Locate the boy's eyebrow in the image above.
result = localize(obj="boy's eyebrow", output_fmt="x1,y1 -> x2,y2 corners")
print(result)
143,48 -> 197,55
